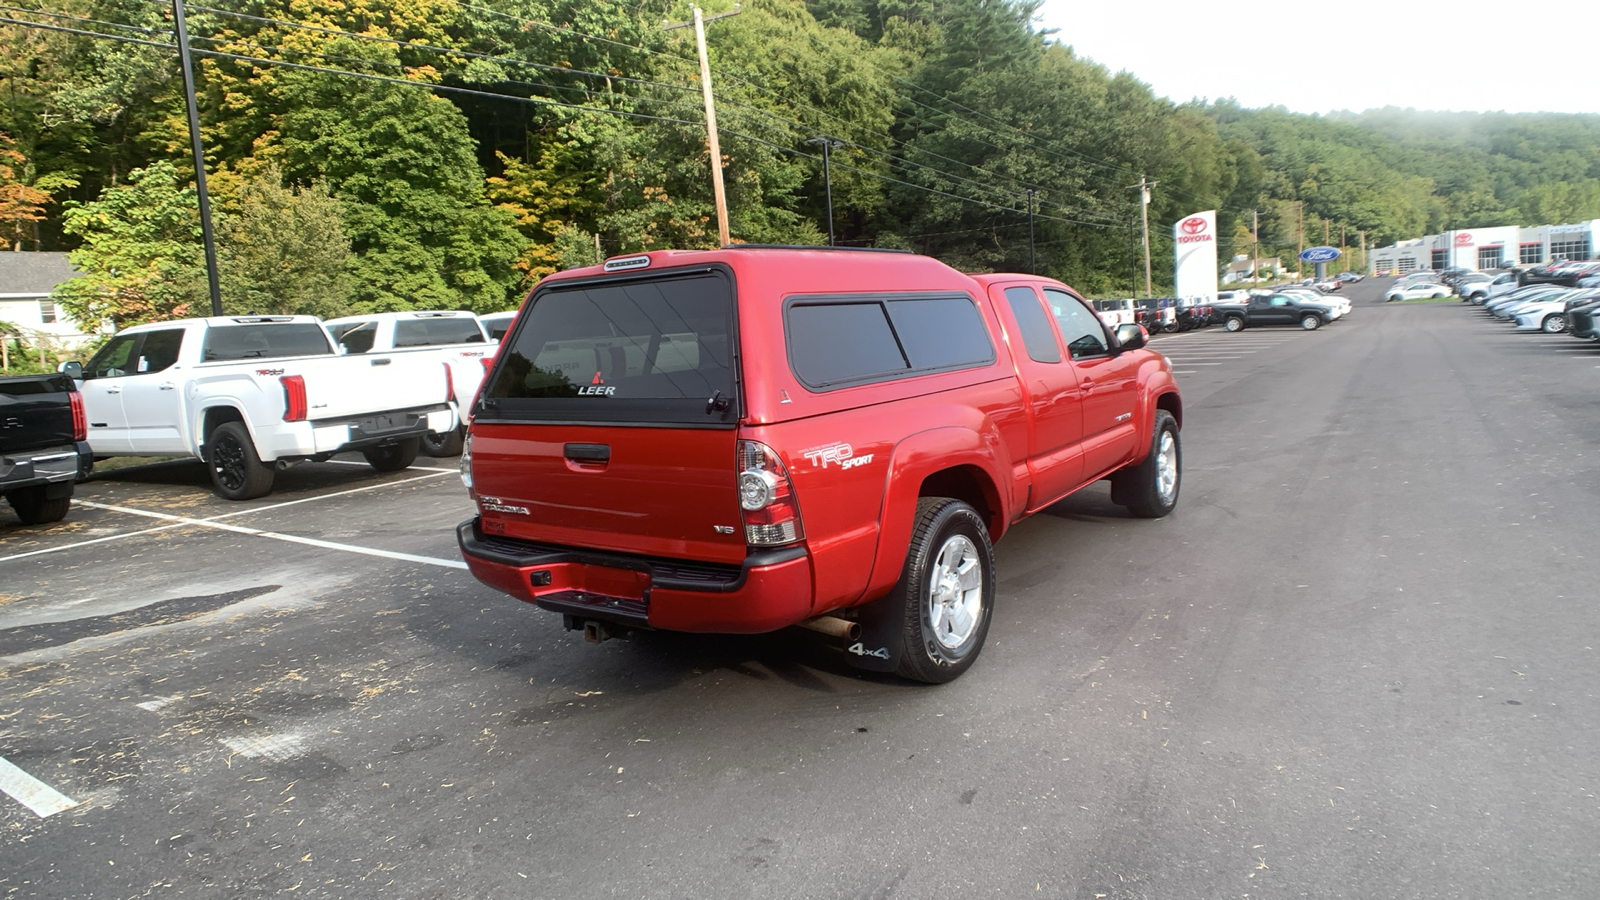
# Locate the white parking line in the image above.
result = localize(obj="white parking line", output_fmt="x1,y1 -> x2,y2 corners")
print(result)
1163,355 -> 1243,360
0,755 -> 78,817
1171,370 -> 1197,374
0,471 -> 457,565
75,501 -> 469,570
323,460 -> 459,473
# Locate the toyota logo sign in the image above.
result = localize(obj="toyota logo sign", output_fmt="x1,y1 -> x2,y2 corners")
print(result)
1180,217 -> 1208,235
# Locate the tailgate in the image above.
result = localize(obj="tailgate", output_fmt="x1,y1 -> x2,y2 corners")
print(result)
0,375 -> 75,451
303,354 -> 449,421
471,266 -> 743,564
471,423 -> 744,564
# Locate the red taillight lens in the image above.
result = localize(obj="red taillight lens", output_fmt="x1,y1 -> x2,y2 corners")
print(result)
68,391 -> 87,441
443,361 -> 456,403
737,440 -> 804,546
280,375 -> 307,422
481,357 -> 494,375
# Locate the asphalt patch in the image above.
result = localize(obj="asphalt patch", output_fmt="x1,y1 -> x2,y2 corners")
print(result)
0,584 -> 279,656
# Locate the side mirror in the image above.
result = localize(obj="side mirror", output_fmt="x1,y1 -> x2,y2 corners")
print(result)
58,361 -> 83,380
1115,323 -> 1146,351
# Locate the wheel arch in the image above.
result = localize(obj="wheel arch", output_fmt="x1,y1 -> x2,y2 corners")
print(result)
198,405 -> 248,457
858,428 -> 1009,606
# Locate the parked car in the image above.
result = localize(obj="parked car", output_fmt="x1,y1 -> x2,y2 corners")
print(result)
479,311 -> 517,342
1336,271 -> 1364,283
1,373 -> 88,525
1216,293 -> 1337,331
323,310 -> 492,456
1277,287 -> 1348,319
1510,295 -> 1573,333
1135,297 -> 1178,333
62,315 -> 456,500
1565,296 -> 1600,340
1460,271 -> 1518,303
1092,298 -> 1138,330
1385,282 -> 1451,302
457,246 -> 1183,683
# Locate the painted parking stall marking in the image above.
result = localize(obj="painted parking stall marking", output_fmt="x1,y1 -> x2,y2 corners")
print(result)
0,755 -> 78,818
75,500 -> 469,570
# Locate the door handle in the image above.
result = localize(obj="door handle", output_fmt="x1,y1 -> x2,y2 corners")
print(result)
105,386 -> 121,394
371,358 -> 391,366
159,383 -> 176,391
564,443 -> 611,463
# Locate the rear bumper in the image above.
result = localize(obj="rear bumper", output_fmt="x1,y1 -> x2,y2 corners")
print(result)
457,518 -> 814,634
260,405 -> 454,459
0,443 -> 80,493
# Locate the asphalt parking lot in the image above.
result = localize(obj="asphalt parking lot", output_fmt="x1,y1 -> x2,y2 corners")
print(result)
5,279 -> 1600,899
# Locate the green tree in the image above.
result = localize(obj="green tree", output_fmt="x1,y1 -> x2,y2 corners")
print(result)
270,42 -> 525,312
218,167 -> 354,317
52,161 -> 207,329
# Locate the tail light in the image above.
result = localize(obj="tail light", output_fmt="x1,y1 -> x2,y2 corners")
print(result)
68,391 -> 87,441
459,432 -> 473,490
443,362 -> 456,403
280,375 -> 307,422
737,440 -> 804,546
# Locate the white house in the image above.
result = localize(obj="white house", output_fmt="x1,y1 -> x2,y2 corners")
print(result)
0,251 -> 98,348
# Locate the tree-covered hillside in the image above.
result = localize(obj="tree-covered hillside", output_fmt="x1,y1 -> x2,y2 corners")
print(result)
2,0 -> 1599,328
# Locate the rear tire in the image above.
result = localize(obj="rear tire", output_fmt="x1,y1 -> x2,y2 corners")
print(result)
1542,314 -> 1566,334
420,427 -> 464,457
207,421 -> 276,501
892,498 -> 995,684
5,485 -> 71,525
1110,410 -> 1181,519
363,437 -> 420,473
1224,315 -> 1245,332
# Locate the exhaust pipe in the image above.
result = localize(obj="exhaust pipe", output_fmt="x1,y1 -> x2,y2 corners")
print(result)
796,615 -> 861,641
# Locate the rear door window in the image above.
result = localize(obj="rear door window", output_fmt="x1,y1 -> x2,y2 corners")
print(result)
1004,287 -> 1062,363
482,270 -> 735,424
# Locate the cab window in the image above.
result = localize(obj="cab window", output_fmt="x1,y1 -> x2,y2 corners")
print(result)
84,333 -> 140,380
1043,289 -> 1109,360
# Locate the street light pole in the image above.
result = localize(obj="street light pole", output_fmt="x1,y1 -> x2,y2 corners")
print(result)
665,4 -> 741,248
806,136 -> 843,246
1026,188 -> 1036,274
172,0 -> 221,316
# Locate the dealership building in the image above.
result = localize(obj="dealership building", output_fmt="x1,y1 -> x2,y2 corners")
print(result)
1370,219 -> 1597,274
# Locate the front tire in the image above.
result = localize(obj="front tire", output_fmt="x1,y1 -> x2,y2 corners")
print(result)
363,437 -> 420,473
5,485 -> 71,525
207,421 -> 276,501
1110,410 -> 1181,518
1300,313 -> 1322,330
1224,315 -> 1245,332
892,498 -> 995,684
420,427 -> 464,457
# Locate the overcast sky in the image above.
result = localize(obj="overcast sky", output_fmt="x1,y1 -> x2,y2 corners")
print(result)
1034,1 -> 1600,116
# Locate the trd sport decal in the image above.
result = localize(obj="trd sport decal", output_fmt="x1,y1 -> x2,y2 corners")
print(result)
801,442 -> 874,470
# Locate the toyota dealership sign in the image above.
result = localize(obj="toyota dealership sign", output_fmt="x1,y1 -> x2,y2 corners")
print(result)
1173,210 -> 1217,304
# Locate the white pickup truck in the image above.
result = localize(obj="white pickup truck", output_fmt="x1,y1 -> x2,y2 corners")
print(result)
63,315 -> 456,500
322,311 -> 492,456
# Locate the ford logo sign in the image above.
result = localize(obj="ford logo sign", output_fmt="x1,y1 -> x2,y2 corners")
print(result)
1298,246 -> 1341,263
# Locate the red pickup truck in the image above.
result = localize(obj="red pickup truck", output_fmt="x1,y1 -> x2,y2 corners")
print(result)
458,247 -> 1182,682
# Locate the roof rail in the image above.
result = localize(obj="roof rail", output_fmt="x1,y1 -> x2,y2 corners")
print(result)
722,243 -> 913,254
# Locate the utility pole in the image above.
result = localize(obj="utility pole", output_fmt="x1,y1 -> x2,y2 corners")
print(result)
806,136 -> 843,246
1026,188 -> 1036,274
665,4 -> 741,248
1360,230 -> 1367,274
1297,201 -> 1304,273
1131,176 -> 1155,297
1251,209 -> 1259,283
173,0 -> 221,316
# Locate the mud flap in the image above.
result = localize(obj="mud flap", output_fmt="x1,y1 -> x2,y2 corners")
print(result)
839,590 -> 904,673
